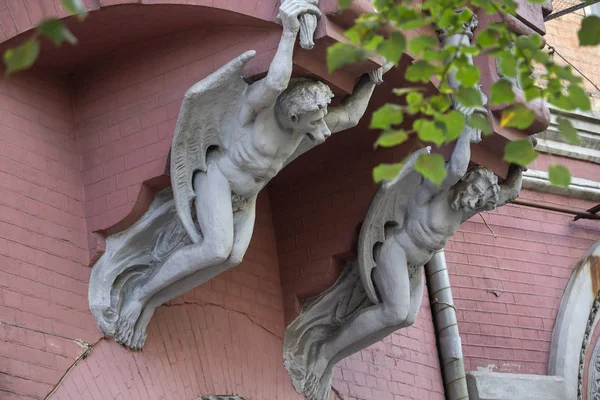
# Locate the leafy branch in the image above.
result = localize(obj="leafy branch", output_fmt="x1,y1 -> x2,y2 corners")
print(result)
328,0 -> 599,187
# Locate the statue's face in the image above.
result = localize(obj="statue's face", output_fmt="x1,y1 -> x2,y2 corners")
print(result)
280,108 -> 331,144
453,176 -> 498,212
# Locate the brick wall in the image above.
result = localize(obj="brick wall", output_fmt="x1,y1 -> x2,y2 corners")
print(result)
0,71 -> 102,399
449,153 -> 600,375
545,9 -> 600,111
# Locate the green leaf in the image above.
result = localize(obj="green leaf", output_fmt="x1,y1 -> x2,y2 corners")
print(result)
516,34 -> 542,50
557,117 -> 580,145
468,112 -> 493,135
504,139 -> 538,166
375,130 -> 409,148
3,39 -> 40,75
531,49 -> 550,65
455,63 -> 480,88
408,35 -> 438,55
524,87 -> 543,102
414,119 -> 445,147
61,0 -> 88,20
548,165 -> 571,188
405,60 -> 438,83
497,51 -> 517,77
437,8 -> 457,29
429,94 -> 451,113
373,162 -> 404,183
370,104 -> 404,130
578,16 -> 600,46
490,79 -> 515,105
327,42 -> 367,73
476,28 -> 498,47
568,84 -> 591,111
437,110 -> 465,141
377,32 -> 406,65
393,87 -> 424,96
36,19 -> 77,47
391,6 -> 431,30
415,153 -> 447,186
453,87 -> 484,108
500,104 -> 535,129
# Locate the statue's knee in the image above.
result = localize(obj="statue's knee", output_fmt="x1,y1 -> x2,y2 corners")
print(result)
381,303 -> 409,326
404,309 -> 418,326
204,237 -> 233,264
228,248 -> 245,266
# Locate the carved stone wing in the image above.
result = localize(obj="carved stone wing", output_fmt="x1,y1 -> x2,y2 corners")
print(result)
357,147 -> 430,303
171,50 -> 256,242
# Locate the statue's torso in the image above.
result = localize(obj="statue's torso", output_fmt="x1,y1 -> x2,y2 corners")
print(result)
219,107 -> 304,199
399,190 -> 464,267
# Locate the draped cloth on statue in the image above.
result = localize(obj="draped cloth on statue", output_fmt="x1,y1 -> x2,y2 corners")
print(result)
88,188 -> 192,338
283,261 -> 371,398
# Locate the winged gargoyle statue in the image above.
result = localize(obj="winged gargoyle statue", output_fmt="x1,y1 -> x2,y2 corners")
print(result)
88,0 -> 392,349
283,133 -> 525,400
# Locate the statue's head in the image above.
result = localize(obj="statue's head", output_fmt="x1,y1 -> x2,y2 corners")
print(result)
451,166 -> 499,212
275,78 -> 334,144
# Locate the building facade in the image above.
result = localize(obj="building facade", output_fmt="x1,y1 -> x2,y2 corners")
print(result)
0,1 -> 598,400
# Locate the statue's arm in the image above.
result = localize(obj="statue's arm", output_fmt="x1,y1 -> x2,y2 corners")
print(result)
497,164 -> 523,206
411,128 -> 474,206
325,63 -> 393,133
324,75 -> 377,133
242,1 -> 321,119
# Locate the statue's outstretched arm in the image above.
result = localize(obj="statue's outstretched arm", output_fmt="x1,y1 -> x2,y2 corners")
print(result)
325,63 -> 393,134
325,75 -> 376,133
497,164 -> 523,206
243,1 -> 321,118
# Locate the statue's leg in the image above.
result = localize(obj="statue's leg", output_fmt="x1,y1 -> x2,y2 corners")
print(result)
127,198 -> 257,349
405,264 -> 425,326
305,240 -> 411,393
115,161 -> 234,344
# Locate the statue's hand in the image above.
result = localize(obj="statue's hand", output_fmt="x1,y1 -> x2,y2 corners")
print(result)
278,0 -> 321,33
368,60 -> 394,85
469,126 -> 482,144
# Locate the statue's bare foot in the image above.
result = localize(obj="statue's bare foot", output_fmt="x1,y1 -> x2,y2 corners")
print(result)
304,357 -> 329,399
115,297 -> 144,348
129,305 -> 156,350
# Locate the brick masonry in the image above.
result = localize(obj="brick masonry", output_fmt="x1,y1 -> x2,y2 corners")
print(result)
0,1 -> 599,400
544,10 -> 600,111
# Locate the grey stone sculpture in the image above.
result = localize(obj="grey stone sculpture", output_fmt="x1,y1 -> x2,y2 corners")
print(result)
280,0 -> 318,49
89,0 -> 392,350
283,139 -> 524,400
283,15 -> 524,398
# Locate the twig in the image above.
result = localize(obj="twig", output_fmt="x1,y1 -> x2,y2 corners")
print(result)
478,212 -> 497,238
44,339 -> 99,399
433,298 -> 456,311
331,385 -> 346,400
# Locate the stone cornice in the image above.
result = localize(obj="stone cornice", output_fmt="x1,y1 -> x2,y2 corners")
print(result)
535,108 -> 600,164
522,169 -> 600,201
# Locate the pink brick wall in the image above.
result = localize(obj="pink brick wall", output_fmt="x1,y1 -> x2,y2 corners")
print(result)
0,71 -> 102,400
449,152 -> 600,374
2,3 -> 600,399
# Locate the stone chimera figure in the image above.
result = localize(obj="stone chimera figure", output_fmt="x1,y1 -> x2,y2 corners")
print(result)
89,0 -> 391,349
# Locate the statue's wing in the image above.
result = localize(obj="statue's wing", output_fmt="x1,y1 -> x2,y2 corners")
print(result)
171,50 -> 256,242
357,147 -> 430,303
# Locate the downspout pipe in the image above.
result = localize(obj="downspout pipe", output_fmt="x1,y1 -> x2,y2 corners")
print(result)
425,249 -> 469,400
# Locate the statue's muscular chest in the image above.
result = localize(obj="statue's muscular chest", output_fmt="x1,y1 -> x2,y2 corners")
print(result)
226,115 -> 300,179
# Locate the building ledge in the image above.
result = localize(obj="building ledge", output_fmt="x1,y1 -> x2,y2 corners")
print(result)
466,371 -> 568,400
